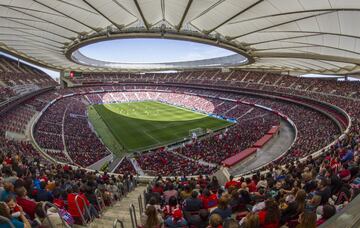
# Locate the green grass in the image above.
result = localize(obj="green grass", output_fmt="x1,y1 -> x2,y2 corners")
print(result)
88,101 -> 233,154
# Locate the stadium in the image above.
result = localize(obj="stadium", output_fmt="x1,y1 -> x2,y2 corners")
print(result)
0,1 -> 359,227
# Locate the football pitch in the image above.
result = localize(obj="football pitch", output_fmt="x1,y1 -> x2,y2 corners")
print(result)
87,101 -> 233,154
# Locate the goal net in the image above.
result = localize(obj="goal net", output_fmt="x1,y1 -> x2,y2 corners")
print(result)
189,128 -> 205,139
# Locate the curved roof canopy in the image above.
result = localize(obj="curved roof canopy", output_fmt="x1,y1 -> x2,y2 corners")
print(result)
0,0 -> 360,74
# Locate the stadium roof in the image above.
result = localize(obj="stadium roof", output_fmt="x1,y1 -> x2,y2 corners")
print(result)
1,0 -> 360,76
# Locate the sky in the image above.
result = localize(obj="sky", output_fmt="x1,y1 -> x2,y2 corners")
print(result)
79,38 -> 235,63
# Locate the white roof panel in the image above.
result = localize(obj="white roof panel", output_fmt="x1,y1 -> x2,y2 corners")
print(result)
0,0 -> 358,74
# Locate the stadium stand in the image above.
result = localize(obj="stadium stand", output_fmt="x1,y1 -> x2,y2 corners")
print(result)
0,55 -> 56,103
0,68 -> 359,227
1,0 -> 360,226
141,119 -> 359,227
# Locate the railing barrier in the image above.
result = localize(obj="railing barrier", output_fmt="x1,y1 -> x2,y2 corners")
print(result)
75,194 -> 94,226
113,219 -> 125,228
95,189 -> 106,214
138,194 -> 144,215
129,204 -> 138,228
41,202 -> 70,228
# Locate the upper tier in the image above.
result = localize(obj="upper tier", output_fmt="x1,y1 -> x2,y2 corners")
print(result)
65,70 -> 360,99
0,55 -> 57,104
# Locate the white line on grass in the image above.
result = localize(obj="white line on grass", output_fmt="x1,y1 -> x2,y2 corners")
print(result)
142,129 -> 161,144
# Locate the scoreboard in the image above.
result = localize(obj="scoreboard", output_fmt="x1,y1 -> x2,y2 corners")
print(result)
64,71 -> 82,78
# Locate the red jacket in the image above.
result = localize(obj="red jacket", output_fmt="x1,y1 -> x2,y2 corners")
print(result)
225,180 -> 240,189
16,196 -> 37,219
258,210 -> 279,228
200,194 -> 218,209
67,193 -> 89,218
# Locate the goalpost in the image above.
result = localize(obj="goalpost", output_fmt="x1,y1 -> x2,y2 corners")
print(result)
189,128 -> 205,139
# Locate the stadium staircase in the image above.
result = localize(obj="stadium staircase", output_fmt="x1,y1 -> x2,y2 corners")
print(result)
85,183 -> 148,228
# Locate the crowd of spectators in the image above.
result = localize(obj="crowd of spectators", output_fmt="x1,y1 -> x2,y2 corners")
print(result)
0,106 -> 35,135
32,94 -> 111,167
114,157 -> 137,175
1,68 -> 360,227
0,148 -> 136,227
31,85 -> 344,175
175,114 -> 278,165
75,70 -> 360,99
0,79 -> 347,178
0,55 -> 57,102
140,119 -> 359,227
244,98 -> 340,165
135,149 -> 216,176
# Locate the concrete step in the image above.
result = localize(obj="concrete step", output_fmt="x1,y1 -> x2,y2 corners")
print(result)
84,185 -> 147,228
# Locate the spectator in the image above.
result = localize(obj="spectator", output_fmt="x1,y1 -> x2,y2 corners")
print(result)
35,181 -> 53,202
162,196 -> 180,219
208,213 -> 223,228
258,199 -> 280,228
34,202 -> 65,227
164,208 -> 187,227
15,187 -> 37,220
140,205 -> 163,228
0,201 -> 31,228
239,212 -> 260,228
200,189 -> 218,210
183,191 -> 202,212
316,204 -> 336,226
296,211 -> 317,228
163,185 -> 178,204
187,209 -> 209,228
211,197 -> 232,220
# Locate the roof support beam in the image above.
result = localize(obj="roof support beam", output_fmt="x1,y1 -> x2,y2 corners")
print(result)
228,8 -> 360,25
253,51 -> 360,65
229,11 -> 332,40
82,0 -> 123,31
1,39 -> 63,49
296,59 -> 329,71
9,27 -> 64,45
112,0 -> 137,18
190,0 -> 226,22
205,0 -> 264,34
133,0 -> 149,30
161,0 -> 165,20
3,17 -> 72,40
33,0 -> 99,32
255,45 -> 314,51
285,41 -> 360,56
246,33 -> 322,46
0,4 -> 65,17
177,0 -> 193,31
259,30 -> 360,41
317,59 -> 343,69
2,5 -> 79,34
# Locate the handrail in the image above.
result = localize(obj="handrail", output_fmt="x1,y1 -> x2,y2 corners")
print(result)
95,189 -> 106,213
138,194 -> 144,215
113,219 -> 125,228
123,181 -> 129,197
0,215 -> 15,228
143,190 -> 147,210
41,202 -> 69,228
75,194 -> 93,225
129,203 -> 138,228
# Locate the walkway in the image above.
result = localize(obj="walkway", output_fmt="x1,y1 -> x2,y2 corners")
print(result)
87,184 -> 147,228
229,119 -> 296,175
